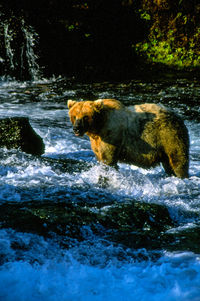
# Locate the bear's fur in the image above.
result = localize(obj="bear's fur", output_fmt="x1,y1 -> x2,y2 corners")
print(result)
68,98 -> 189,178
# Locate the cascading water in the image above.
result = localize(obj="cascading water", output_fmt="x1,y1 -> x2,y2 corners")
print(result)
0,15 -> 41,80
20,19 -> 41,80
3,22 -> 15,70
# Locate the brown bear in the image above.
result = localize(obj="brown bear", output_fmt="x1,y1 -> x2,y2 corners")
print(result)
68,98 -> 189,178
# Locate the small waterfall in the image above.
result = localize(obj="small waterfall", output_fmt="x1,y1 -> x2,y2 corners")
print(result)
0,15 -> 41,80
20,19 -> 41,80
3,22 -> 15,71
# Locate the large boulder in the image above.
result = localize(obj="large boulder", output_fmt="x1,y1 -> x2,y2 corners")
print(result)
0,117 -> 45,155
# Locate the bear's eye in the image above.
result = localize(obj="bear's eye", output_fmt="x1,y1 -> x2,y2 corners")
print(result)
71,116 -> 76,123
83,116 -> 89,122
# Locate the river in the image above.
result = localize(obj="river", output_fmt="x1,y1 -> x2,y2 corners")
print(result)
0,76 -> 200,301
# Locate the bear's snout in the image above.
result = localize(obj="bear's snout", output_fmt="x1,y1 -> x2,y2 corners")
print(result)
73,119 -> 85,136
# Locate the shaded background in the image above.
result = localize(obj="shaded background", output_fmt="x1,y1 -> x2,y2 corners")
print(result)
0,0 -> 200,80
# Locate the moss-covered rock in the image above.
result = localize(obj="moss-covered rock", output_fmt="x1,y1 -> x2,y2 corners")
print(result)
0,117 -> 45,155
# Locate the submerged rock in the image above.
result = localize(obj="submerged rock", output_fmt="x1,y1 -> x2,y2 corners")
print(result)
0,117 -> 45,155
40,157 -> 93,173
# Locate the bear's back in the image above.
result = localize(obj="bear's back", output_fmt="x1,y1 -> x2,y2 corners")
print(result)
134,103 -> 168,116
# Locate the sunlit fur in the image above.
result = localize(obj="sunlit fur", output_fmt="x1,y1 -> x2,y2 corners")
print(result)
68,99 -> 189,178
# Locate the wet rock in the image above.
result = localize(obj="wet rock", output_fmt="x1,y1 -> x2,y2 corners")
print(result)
166,225 -> 200,254
97,202 -> 175,249
1,193 -> 199,253
0,201 -> 175,250
0,117 -> 45,155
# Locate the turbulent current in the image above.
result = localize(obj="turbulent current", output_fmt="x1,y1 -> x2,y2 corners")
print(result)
0,77 -> 200,301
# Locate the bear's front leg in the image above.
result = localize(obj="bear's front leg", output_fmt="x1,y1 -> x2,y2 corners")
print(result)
90,137 -> 119,187
97,150 -> 119,188
92,138 -> 119,167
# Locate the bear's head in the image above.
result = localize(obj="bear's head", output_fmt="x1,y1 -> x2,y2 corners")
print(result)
68,99 -> 104,136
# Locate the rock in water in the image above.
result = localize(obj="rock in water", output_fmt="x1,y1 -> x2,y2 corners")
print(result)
0,117 -> 45,155
0,201 -> 176,251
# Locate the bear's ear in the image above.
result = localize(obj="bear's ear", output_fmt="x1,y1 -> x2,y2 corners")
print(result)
94,99 -> 104,112
68,99 -> 77,109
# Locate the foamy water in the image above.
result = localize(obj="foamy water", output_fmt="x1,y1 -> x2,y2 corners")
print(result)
1,228 -> 200,301
0,78 -> 200,300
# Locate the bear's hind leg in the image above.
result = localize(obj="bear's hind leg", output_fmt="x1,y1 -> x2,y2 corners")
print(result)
168,152 -> 189,179
162,157 -> 175,177
161,151 -> 189,178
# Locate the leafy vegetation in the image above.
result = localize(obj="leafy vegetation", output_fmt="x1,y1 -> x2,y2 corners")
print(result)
135,1 -> 200,69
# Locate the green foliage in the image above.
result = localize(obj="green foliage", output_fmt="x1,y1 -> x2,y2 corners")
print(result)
68,24 -> 75,31
135,34 -> 200,68
138,9 -> 151,21
135,5 -> 200,69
